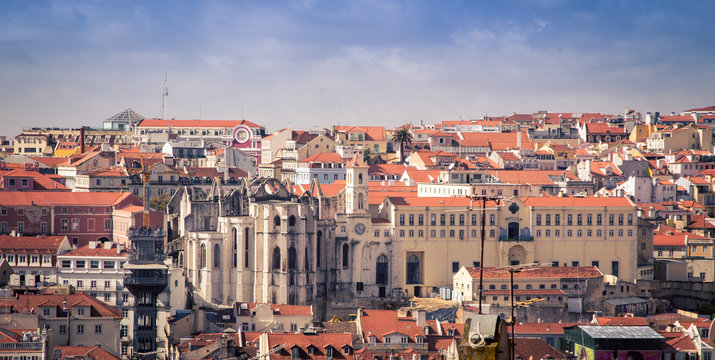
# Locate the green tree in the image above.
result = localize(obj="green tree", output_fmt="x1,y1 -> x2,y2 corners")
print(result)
391,128 -> 413,164
362,148 -> 372,164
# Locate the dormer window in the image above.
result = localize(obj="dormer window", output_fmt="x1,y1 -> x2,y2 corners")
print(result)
291,347 -> 299,360
416,337 -> 424,344
369,336 -> 376,345
384,337 -> 391,344
342,346 -> 351,355
325,346 -> 333,360
307,345 -> 316,355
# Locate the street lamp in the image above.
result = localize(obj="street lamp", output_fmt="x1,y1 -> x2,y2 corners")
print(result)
470,195 -> 501,314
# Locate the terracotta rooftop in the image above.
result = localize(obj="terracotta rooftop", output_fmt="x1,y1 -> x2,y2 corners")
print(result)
0,191 -> 137,207
594,316 -> 648,326
0,235 -> 68,254
466,266 -> 602,280
5,293 -> 121,319
514,337 -> 567,360
55,346 -> 120,360
522,196 -> 633,208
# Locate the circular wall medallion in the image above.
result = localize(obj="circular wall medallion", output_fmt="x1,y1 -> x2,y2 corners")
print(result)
233,126 -> 251,144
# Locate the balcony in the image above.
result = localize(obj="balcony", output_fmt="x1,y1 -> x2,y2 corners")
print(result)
498,235 -> 534,242
124,273 -> 167,287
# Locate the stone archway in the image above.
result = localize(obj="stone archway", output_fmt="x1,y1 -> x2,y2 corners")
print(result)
507,245 -> 526,266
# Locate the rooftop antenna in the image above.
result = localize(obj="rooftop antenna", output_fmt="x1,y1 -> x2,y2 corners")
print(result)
161,73 -> 168,120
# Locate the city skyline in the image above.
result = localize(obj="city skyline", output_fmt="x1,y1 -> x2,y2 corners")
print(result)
1,0 -> 715,135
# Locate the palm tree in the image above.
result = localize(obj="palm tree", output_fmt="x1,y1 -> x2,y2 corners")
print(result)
391,128 -> 413,164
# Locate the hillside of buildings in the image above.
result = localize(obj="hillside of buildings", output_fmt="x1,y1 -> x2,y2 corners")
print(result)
0,106 -> 714,359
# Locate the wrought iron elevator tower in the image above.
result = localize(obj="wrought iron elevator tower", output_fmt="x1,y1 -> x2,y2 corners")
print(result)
125,227 -> 168,359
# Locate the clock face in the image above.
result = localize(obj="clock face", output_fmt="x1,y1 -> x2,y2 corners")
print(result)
354,223 -> 366,235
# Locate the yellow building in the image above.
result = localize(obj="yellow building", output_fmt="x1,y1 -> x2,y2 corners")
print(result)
646,124 -> 713,153
332,126 -> 387,154
54,141 -> 81,157
375,195 -> 639,298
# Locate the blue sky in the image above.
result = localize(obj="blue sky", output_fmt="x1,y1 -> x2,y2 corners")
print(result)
1,0 -> 715,135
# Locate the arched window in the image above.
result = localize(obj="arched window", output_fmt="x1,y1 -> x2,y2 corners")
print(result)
316,231 -> 322,268
200,244 -> 207,269
244,228 -> 250,268
213,244 -> 221,268
357,193 -> 364,210
178,252 -> 184,267
288,246 -> 297,270
376,255 -> 388,284
288,215 -> 296,227
274,216 -> 281,232
342,244 -> 349,269
272,247 -> 281,270
232,228 -> 238,268
406,255 -> 420,284
358,173 -> 363,185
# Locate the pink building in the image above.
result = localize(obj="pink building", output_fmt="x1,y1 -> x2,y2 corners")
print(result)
112,204 -> 165,246
0,191 -> 143,246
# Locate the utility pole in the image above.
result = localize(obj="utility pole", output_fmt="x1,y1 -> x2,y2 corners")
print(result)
469,194 -> 501,314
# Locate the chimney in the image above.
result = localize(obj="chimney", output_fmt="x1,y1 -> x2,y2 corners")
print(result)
517,131 -> 522,149
103,241 -> 112,249
414,310 -> 426,327
79,127 -> 85,154
88,241 -> 96,249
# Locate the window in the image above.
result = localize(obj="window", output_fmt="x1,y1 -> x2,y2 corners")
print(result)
545,214 -> 551,226
536,214 -> 542,226
409,214 -> 414,225
440,214 -> 446,226
418,214 -> 424,226
399,214 -> 405,226
618,214 -> 624,225
272,247 -> 281,270
567,214 -> 572,226
76,260 -> 85,268
40,222 -> 47,235
0,222 -> 5,234
472,214 -> 477,225
459,214 -> 465,226
490,214 -> 495,225
71,218 -> 79,231
104,280 -> 111,289
452,261 -> 460,273
77,325 -> 84,334
59,325 -> 67,334
90,280 -> 97,289
95,324 -> 102,334
17,221 -> 23,235
627,214 -> 633,225
104,219 -> 111,230
407,255 -> 420,284
431,214 -> 437,226
611,261 -> 619,277
577,214 -> 582,226
213,244 -> 221,268
586,214 -> 592,226
62,260 -> 71,268
449,214 -> 455,226
554,214 -> 560,226
90,260 -> 99,269
104,261 -> 115,269
609,214 -> 614,225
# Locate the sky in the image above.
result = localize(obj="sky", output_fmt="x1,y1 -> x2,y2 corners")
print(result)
1,0 -> 715,135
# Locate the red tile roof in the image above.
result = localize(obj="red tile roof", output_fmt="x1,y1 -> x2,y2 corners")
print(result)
368,164 -> 407,176
358,309 -> 438,343
666,334 -> 698,352
266,333 -> 353,360
514,322 -> 575,335
137,119 -> 262,129
0,191 -> 138,207
514,337 -> 567,360
594,316 -> 648,326
585,123 -> 626,134
466,266 -> 602,280
522,196 -> 633,208
55,346 -> 120,360
487,170 -> 577,185
6,293 -> 120,319
685,105 -> 715,112
301,153 -> 347,164
0,235 -> 67,254
0,169 -> 69,190
60,243 -> 125,257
